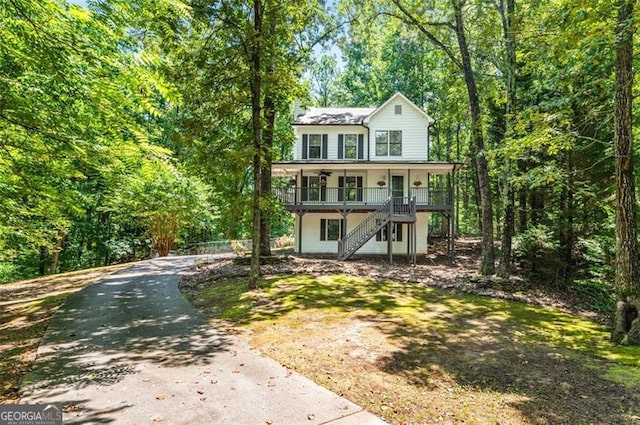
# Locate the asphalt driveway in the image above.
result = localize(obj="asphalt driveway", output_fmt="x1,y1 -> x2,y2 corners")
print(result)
20,256 -> 386,424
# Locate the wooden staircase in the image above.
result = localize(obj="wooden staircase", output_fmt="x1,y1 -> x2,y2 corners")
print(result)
337,197 -> 416,260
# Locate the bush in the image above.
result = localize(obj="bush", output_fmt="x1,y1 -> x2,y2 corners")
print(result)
513,225 -> 564,282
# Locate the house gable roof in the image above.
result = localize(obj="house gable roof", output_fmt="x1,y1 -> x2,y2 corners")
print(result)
292,92 -> 434,126
363,92 -> 435,125
293,107 -> 376,125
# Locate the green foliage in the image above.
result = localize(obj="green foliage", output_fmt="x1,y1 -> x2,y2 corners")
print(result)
0,0 -> 215,277
513,225 -> 563,281
573,235 -> 617,313
104,157 -> 215,256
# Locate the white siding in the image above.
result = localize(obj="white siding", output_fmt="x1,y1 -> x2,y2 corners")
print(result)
367,96 -> 430,161
296,212 -> 430,255
293,125 -> 368,161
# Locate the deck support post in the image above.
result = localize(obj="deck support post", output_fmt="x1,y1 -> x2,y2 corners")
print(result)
387,221 -> 393,264
297,211 -> 305,254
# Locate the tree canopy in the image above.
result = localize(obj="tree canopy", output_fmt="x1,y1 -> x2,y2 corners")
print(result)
2,0 -> 639,343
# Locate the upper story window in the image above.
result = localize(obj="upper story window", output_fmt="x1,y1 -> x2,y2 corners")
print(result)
338,134 -> 364,159
302,134 -> 328,159
375,130 -> 402,156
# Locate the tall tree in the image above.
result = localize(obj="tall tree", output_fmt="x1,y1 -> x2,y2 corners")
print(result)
611,0 -> 640,345
496,0 -> 516,278
249,0 -> 264,288
390,0 -> 495,274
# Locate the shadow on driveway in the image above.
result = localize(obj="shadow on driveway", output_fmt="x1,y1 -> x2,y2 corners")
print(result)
22,256 -> 230,396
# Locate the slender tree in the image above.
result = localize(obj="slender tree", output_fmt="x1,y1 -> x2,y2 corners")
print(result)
391,0 -> 495,274
249,0 -> 264,289
611,0 -> 640,344
496,0 -> 516,278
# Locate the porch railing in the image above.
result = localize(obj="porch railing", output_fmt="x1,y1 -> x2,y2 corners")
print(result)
273,186 -> 451,207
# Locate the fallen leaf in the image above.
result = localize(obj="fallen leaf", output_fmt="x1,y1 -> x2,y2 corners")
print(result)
151,415 -> 163,422
307,413 -> 316,420
156,395 -> 165,400
197,390 -> 204,395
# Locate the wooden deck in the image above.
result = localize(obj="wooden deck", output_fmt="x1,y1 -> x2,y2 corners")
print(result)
274,187 -> 453,212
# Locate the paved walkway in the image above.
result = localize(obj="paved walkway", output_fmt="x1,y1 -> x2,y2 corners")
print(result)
21,256 -> 387,424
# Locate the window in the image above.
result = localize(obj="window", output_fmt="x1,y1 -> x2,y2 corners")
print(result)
302,134 -> 328,159
394,105 -> 402,115
338,134 -> 364,159
320,219 -> 341,241
344,134 -> 357,159
339,176 -> 363,202
376,131 -> 388,156
376,223 -> 403,242
308,134 -> 322,159
375,130 -> 402,156
301,176 -> 326,202
390,130 -> 402,155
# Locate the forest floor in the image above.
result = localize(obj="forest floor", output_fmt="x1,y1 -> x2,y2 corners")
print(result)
0,263 -> 133,403
181,239 -> 640,425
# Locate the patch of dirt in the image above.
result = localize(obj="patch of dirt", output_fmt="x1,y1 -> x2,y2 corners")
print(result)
182,238 -> 605,324
182,242 -> 640,424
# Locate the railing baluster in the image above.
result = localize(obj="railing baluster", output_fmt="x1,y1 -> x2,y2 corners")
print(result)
274,186 -> 454,208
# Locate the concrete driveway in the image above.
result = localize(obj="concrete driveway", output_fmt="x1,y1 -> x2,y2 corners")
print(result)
21,256 -> 386,424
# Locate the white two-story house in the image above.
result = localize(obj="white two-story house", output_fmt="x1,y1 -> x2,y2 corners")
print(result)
273,92 -> 461,263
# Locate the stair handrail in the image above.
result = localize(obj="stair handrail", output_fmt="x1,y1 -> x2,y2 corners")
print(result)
338,196 -> 392,258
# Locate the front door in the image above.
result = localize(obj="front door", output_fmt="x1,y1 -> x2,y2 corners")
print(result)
391,175 -> 404,198
391,175 -> 405,213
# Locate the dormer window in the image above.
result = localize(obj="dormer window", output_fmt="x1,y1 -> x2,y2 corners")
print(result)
394,105 -> 402,115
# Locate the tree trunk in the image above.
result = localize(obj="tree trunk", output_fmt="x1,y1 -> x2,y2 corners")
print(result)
259,97 -> 273,256
39,245 -> 47,276
49,229 -> 65,274
249,0 -> 263,289
612,0 -> 640,343
260,0 -> 276,258
498,186 -> 514,278
530,190 -> 544,225
497,0 -> 516,278
559,153 -> 575,283
452,0 -> 495,274
518,185 -> 527,234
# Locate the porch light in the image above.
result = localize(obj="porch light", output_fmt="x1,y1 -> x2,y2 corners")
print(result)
377,175 -> 386,186
289,177 -> 297,186
413,176 -> 422,186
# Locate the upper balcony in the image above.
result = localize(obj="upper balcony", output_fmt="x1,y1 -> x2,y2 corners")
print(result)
273,186 -> 452,212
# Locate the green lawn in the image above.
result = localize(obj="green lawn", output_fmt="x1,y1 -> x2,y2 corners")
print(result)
188,273 -> 640,424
